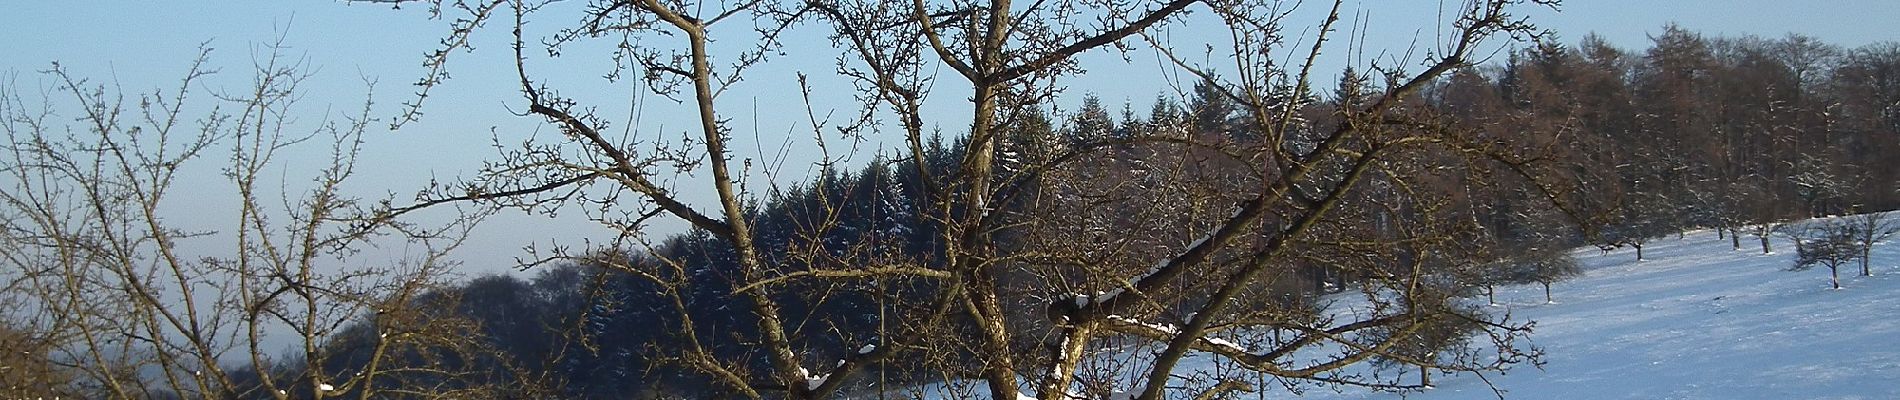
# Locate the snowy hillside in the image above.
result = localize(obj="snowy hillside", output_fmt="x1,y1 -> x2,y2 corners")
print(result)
898,219 -> 1900,399
1296,223 -> 1900,399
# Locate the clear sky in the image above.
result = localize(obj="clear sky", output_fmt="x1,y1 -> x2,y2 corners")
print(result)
4,1 -> 1897,276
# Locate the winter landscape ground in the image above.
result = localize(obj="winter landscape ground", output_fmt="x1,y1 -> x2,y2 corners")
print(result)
902,217 -> 1900,399
1300,224 -> 1900,399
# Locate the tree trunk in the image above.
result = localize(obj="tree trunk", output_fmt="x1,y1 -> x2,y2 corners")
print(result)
1543,282 -> 1553,303
1731,230 -> 1741,250
1312,267 -> 1326,294
1486,285 -> 1496,305
1420,364 -> 1431,388
1760,236 -> 1772,254
1864,248 -> 1874,276
1830,265 -> 1841,289
1634,243 -> 1645,261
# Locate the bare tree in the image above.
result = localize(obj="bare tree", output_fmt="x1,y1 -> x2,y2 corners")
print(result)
0,43 -> 522,399
1747,219 -> 1788,255
1499,249 -> 1584,304
1789,220 -> 1859,290
365,0 -> 1570,398
1843,210 -> 1898,276
0,320 -> 70,398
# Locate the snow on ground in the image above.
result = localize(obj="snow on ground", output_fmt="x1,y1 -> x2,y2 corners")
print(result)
887,219 -> 1900,399
1296,224 -> 1900,400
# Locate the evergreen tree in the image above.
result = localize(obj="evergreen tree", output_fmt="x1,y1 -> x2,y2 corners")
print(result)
1144,95 -> 1185,139
1190,78 -> 1239,141
1063,95 -> 1115,146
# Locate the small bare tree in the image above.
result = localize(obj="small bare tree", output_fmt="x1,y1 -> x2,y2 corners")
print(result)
1501,249 -> 1584,304
1748,220 -> 1787,255
0,320 -> 70,398
1789,220 -> 1859,290
1843,210 -> 1897,276
0,43 -> 521,399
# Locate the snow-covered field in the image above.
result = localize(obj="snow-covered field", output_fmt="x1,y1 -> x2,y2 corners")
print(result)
1299,225 -> 1900,400
897,219 -> 1900,399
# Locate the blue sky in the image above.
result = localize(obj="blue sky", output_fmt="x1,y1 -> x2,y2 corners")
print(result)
4,1 -> 1897,275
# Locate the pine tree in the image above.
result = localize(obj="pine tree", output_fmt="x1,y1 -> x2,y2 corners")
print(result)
1190,78 -> 1238,141
1064,95 -> 1115,146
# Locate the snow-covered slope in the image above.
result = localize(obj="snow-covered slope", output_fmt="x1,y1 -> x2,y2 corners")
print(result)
1298,225 -> 1900,399
897,220 -> 1900,399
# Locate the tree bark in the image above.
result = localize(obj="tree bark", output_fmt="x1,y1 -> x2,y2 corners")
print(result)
1863,248 -> 1874,276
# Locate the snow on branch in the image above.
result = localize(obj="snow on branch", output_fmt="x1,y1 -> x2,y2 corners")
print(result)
1102,315 -> 1251,355
788,339 -> 887,396
1098,312 -> 1473,383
